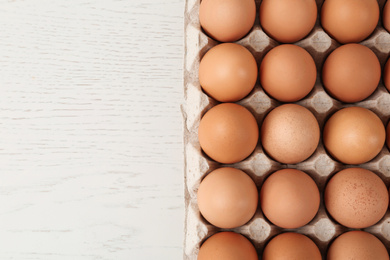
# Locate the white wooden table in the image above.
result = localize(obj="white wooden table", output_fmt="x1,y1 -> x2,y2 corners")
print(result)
0,1 -> 184,259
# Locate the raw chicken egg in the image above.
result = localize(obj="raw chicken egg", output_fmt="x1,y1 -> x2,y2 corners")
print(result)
259,0 -> 317,43
260,44 -> 316,102
325,168 -> 388,229
263,232 -> 321,260
323,107 -> 385,164
199,0 -> 256,42
327,231 -> 389,260
198,103 -> 258,164
387,121 -> 390,150
384,58 -> 390,92
197,167 -> 258,229
322,44 -> 380,103
261,104 -> 320,164
199,43 -> 257,102
384,0 -> 390,33
198,232 -> 258,260
321,0 -> 379,44
260,169 -> 320,229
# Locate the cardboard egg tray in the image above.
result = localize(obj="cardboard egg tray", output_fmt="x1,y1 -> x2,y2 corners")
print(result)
183,0 -> 390,258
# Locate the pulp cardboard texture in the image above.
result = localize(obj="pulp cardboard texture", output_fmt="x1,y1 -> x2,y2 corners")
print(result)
183,0 -> 390,259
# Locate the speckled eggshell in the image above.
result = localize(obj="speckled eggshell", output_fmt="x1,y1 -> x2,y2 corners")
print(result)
261,104 -> 320,164
325,168 -> 389,229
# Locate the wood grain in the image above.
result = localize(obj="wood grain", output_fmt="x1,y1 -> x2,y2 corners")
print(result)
0,0 -> 184,259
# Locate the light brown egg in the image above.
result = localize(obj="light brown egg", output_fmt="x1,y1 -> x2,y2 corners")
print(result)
197,167 -> 258,229
198,103 -> 258,164
325,168 -> 388,229
321,0 -> 379,44
263,232 -> 321,260
323,107 -> 385,164
198,232 -> 258,260
199,0 -> 256,42
260,44 -> 316,102
199,43 -> 257,102
327,231 -> 389,260
260,169 -> 320,229
259,0 -> 317,43
387,122 -> 390,150
384,58 -> 390,92
322,44 -> 380,103
384,0 -> 390,33
261,104 -> 319,164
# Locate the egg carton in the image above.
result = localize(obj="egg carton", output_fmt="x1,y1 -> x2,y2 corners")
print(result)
183,0 -> 390,259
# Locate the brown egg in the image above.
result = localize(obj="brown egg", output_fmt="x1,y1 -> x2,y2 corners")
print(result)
322,44 -> 380,103
261,104 -> 319,164
260,44 -> 316,102
198,103 -> 258,164
199,43 -> 257,102
325,168 -> 388,229
321,0 -> 379,44
327,231 -> 389,260
384,0 -> 390,33
260,169 -> 320,229
197,167 -> 258,228
198,232 -> 258,260
387,122 -> 390,150
323,107 -> 385,164
199,0 -> 256,42
263,232 -> 321,260
384,58 -> 390,92
259,0 -> 317,43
